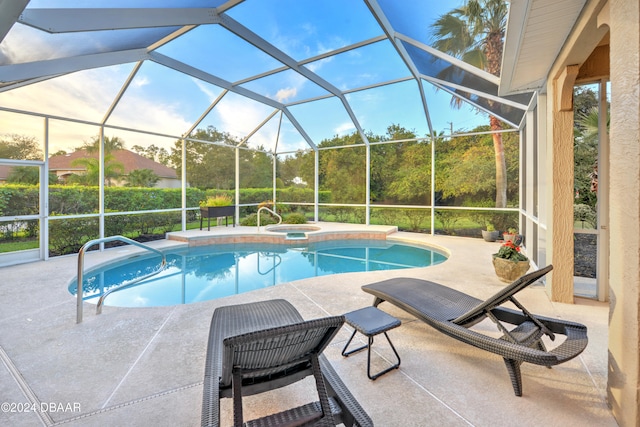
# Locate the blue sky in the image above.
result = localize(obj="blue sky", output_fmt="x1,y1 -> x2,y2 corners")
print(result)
0,1 -> 493,156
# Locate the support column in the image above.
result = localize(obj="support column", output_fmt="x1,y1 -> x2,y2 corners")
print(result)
608,0 -> 640,425
235,148 -> 240,225
547,65 -> 579,303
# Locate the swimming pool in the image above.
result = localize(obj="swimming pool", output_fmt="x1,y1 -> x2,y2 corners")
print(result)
70,239 -> 447,308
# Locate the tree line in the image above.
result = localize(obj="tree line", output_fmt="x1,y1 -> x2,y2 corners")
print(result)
124,123 -> 520,208
0,123 -> 520,210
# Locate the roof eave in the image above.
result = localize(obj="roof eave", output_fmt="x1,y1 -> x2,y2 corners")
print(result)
500,0 -> 531,96
499,0 -> 589,96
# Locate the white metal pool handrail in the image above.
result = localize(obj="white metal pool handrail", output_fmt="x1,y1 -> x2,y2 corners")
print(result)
257,206 -> 282,231
76,235 -> 166,324
257,252 -> 282,276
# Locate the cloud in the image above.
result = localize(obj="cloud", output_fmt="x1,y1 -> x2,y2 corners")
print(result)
0,25 -> 61,63
305,56 -> 332,73
300,23 -> 317,36
131,76 -> 150,88
191,77 -> 221,103
108,96 -> 193,139
0,61 -> 311,156
0,70 -> 116,122
0,66 -> 195,153
275,87 -> 297,102
212,94 -> 275,145
205,93 -> 315,153
334,121 -> 356,135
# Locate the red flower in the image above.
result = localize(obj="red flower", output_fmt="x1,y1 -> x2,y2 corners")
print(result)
494,240 -> 528,262
503,240 -> 520,251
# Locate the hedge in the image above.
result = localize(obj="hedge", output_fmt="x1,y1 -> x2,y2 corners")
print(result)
0,185 -> 330,255
0,185 -> 329,217
201,188 -> 331,205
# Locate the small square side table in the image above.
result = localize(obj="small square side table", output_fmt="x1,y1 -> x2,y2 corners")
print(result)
341,306 -> 401,380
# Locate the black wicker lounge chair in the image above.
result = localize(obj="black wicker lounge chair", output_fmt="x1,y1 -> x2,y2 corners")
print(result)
201,299 -> 373,427
362,265 -> 588,396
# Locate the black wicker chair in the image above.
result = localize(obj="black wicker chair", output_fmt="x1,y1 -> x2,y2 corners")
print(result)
201,299 -> 373,427
362,265 -> 588,396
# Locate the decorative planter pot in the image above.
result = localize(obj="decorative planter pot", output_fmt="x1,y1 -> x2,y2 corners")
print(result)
201,205 -> 234,217
200,205 -> 235,230
482,230 -> 500,242
492,256 -> 530,283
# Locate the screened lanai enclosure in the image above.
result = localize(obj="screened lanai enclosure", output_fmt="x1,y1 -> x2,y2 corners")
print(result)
0,1 -> 541,266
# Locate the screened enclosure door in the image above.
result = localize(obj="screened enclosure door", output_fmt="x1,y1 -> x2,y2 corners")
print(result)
0,162 -> 43,265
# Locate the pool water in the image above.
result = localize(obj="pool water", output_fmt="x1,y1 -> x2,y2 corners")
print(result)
71,239 -> 447,307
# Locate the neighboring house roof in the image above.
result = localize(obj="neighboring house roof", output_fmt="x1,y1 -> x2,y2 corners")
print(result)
48,149 -> 177,179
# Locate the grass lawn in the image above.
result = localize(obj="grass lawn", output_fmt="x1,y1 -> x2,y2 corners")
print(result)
0,239 -> 39,253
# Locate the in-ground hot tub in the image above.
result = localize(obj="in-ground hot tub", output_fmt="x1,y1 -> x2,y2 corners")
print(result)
265,224 -> 321,239
265,224 -> 322,233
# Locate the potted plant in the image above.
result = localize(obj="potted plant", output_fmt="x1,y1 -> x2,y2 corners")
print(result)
502,227 -> 524,245
481,223 -> 500,242
492,240 -> 530,283
199,195 -> 235,229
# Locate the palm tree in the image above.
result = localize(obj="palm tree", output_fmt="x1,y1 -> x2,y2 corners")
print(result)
70,135 -> 126,186
431,0 -> 509,207
82,135 -> 126,154
574,106 -> 608,203
71,153 -> 124,186
125,169 -> 160,187
575,106 -> 608,141
6,166 -> 59,185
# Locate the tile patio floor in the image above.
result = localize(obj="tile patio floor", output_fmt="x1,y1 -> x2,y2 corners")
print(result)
0,224 -> 617,426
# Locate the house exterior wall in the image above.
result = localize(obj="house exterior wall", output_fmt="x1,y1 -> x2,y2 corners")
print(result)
539,0 -> 640,424
156,178 -> 181,189
527,0 -> 640,424
607,0 -> 640,425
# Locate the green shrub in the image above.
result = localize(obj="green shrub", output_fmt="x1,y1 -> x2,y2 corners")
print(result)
283,213 -> 307,224
151,212 -> 182,233
0,184 -> 39,216
489,212 -> 518,233
240,213 -> 278,226
574,203 -> 597,228
371,208 -> 401,226
274,203 -> 292,215
332,208 -> 354,223
404,209 -> 430,231
104,211 -> 133,236
240,188 -> 273,204
435,210 -> 465,235
199,194 -> 233,207
49,185 -> 98,215
0,221 -> 18,241
48,217 -> 98,255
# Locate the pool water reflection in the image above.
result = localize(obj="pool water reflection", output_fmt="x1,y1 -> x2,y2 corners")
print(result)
71,239 -> 447,307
